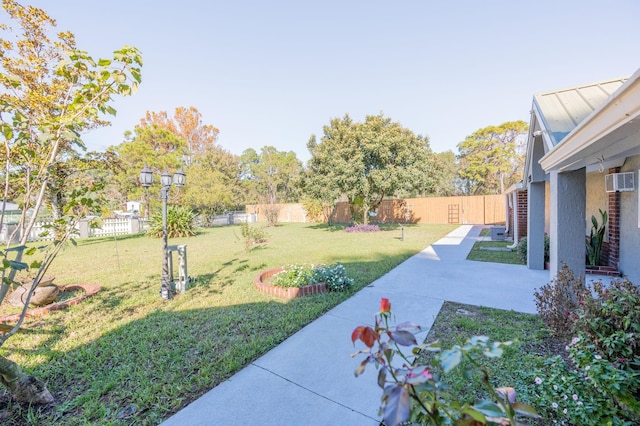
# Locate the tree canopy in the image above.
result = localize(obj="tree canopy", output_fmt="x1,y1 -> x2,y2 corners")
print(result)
239,146 -> 303,225
456,120 -> 528,195
137,106 -> 218,156
306,113 -> 443,224
0,0 -> 142,403
182,145 -> 243,223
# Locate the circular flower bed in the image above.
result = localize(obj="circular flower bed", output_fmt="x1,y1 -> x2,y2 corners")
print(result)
254,263 -> 354,299
254,267 -> 327,299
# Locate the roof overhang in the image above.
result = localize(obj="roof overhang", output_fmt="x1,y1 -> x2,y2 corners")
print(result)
539,68 -> 640,172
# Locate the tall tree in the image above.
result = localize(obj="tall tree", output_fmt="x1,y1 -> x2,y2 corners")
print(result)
182,145 -> 243,224
239,146 -> 302,226
456,121 -> 528,195
433,150 -> 461,196
110,124 -> 187,215
138,106 -> 218,157
306,113 -> 442,224
0,0 -> 142,402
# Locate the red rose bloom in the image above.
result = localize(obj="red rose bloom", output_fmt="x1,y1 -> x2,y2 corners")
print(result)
380,298 -> 391,313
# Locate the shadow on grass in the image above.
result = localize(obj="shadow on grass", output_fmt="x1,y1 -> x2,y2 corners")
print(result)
73,232 -> 149,247
1,245 -> 436,425
4,295 -> 345,425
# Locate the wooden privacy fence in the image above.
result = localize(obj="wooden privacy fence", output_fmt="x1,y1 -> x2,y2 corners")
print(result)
247,194 -> 506,225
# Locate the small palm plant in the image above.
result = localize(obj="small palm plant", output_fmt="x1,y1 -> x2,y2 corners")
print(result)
147,206 -> 197,238
586,209 -> 607,266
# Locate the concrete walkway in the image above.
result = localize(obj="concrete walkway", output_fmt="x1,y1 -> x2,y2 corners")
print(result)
161,225 -> 551,426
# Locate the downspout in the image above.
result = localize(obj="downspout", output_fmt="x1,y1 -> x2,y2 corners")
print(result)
504,192 -> 511,234
507,190 -> 519,249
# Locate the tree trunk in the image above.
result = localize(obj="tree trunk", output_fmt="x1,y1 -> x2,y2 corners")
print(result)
363,205 -> 369,225
0,355 -> 54,404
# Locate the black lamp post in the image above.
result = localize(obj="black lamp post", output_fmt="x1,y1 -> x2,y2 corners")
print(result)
139,166 -> 186,300
140,165 -> 153,220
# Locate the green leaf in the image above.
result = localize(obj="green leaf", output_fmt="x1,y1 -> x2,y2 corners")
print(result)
512,402 -> 540,418
4,259 -> 28,271
439,347 -> 462,373
483,346 -> 503,358
354,357 -> 370,378
387,330 -> 417,346
377,368 -> 386,389
462,406 -> 487,422
472,400 -> 505,418
382,385 -> 410,426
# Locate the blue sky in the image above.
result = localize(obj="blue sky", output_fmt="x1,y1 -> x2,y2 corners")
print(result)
14,1 -> 640,163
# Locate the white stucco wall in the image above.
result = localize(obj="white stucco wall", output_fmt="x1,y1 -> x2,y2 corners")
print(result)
586,172 -> 609,240
618,154 -> 640,284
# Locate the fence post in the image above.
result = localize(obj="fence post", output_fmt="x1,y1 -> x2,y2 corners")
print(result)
130,218 -> 140,234
78,220 -> 90,238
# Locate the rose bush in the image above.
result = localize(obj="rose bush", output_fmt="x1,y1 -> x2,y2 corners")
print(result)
351,298 -> 539,425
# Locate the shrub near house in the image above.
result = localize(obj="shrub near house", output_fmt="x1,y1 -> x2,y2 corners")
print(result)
531,265 -> 640,424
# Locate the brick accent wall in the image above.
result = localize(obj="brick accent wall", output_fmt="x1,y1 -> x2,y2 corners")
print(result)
517,189 -> 528,238
607,167 -> 621,269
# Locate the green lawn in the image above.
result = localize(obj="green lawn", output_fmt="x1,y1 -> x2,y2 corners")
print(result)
0,222 -> 457,425
421,301 -> 558,425
466,228 -> 523,265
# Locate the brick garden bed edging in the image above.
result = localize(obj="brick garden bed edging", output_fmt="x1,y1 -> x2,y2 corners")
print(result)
0,283 -> 102,324
254,267 -> 327,299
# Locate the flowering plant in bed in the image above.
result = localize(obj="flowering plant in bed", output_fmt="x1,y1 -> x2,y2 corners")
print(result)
270,263 -> 354,291
351,298 -> 539,426
344,224 -> 380,233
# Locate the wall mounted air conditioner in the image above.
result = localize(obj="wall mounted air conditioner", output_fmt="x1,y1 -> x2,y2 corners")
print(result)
605,172 -> 635,193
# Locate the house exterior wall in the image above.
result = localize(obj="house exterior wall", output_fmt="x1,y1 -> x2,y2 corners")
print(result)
549,169 -> 586,278
585,172 -> 609,239
618,154 -> 640,283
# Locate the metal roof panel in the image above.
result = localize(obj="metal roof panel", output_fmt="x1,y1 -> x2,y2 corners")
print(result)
533,77 -> 627,146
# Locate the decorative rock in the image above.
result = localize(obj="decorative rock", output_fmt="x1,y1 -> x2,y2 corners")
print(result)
7,277 -> 59,307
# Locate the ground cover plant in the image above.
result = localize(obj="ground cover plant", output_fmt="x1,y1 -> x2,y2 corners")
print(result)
420,302 -> 552,424
466,241 -> 522,265
0,222 -> 456,425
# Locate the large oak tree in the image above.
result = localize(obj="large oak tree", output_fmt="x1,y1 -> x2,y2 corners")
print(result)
306,113 -> 443,224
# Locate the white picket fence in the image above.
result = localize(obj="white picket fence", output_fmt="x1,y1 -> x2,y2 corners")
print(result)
1,218 -> 150,243
1,212 -> 254,243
